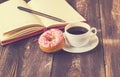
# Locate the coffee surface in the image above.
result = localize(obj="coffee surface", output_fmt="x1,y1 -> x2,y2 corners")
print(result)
67,26 -> 88,35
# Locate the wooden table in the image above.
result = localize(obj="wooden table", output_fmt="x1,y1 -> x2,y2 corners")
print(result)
0,0 -> 120,77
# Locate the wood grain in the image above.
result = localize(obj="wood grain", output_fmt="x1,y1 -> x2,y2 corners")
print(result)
99,0 -> 120,77
0,36 -> 54,77
51,0 -> 105,77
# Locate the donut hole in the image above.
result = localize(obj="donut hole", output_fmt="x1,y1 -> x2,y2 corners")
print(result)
47,36 -> 55,41
48,38 -> 52,41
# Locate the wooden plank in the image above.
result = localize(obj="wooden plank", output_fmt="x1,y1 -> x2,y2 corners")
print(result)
0,36 -> 53,77
0,39 -> 28,77
99,0 -> 120,77
51,0 -> 105,77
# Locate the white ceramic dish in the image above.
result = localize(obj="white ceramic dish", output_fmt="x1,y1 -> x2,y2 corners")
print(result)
63,33 -> 99,53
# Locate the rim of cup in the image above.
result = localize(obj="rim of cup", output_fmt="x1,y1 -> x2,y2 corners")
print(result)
65,22 -> 91,36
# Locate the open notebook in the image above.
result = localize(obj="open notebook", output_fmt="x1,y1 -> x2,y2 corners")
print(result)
0,0 -> 86,45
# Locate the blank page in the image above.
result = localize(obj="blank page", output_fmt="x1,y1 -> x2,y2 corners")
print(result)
0,0 -> 43,40
28,0 -> 86,27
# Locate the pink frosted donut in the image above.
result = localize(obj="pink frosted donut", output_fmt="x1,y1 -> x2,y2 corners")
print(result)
38,29 -> 65,53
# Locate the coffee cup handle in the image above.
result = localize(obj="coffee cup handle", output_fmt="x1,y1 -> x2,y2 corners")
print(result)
90,27 -> 97,35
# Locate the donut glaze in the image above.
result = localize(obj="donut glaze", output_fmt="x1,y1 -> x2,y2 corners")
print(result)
38,29 -> 65,53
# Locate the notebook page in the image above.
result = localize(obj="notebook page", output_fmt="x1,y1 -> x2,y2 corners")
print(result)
28,0 -> 86,27
0,0 -> 43,40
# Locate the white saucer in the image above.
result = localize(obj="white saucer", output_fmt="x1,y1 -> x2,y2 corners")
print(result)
63,33 -> 99,53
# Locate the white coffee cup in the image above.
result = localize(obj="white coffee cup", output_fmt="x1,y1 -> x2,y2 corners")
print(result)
64,22 -> 97,47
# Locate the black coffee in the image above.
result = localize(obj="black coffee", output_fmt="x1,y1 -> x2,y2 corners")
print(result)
67,26 -> 88,35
